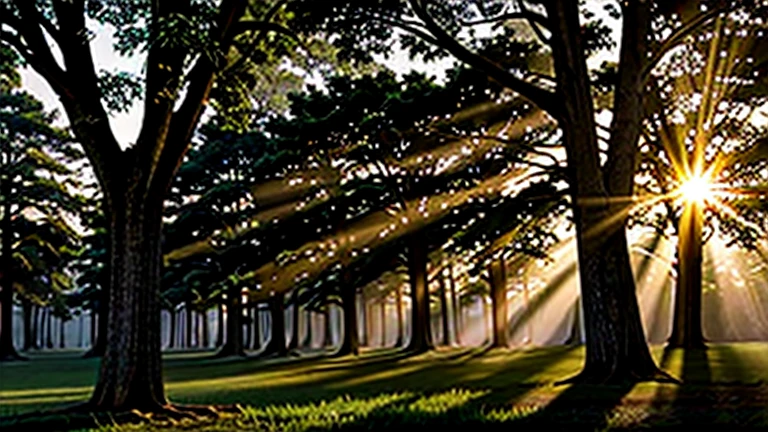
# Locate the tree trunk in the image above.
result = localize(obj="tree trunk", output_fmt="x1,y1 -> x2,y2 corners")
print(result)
252,306 -> 261,350
360,293 -> 368,347
201,310 -> 209,349
78,312 -> 84,348
185,303 -> 193,348
89,196 -> 167,411
335,283 -> 360,356
323,306 -> 334,347
167,309 -> 176,349
22,300 -> 33,351
302,309 -> 312,348
545,0 -> 661,383
668,200 -> 706,348
59,319 -> 66,349
216,302 -> 224,347
489,259 -> 508,348
448,264 -> 461,346
217,286 -> 245,357
45,307 -> 54,349
438,273 -> 450,346
262,292 -> 287,356
89,308 -> 96,349
31,305 -> 40,350
84,289 -> 108,358
394,286 -> 404,347
288,290 -> 300,351
244,303 -> 252,349
406,235 -> 433,353
0,173 -> 24,360
380,300 -> 386,347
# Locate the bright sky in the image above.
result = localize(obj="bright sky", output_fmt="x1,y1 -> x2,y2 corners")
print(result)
19,3 -> 621,148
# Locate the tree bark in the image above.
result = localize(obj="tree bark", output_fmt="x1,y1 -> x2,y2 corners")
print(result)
335,283 -> 360,356
216,286 -> 245,357
83,287 -> 108,358
323,306 -> 334,347
0,172 -> 24,360
244,303 -> 252,349
489,259 -> 508,348
59,318 -> 66,349
360,293 -> 368,347
22,300 -> 33,351
545,0 -> 662,383
201,310 -> 209,349
252,306 -> 261,350
88,307 -> 96,349
32,305 -> 40,350
438,273 -> 450,346
288,290 -> 300,351
394,286 -> 404,347
302,308 -> 312,348
379,300 -> 386,347
89,196 -> 167,410
45,307 -> 54,349
261,292 -> 287,357
405,235 -> 433,353
448,264 -> 461,346
668,200 -> 706,348
185,302 -> 193,348
216,302 -> 224,347
167,309 -> 176,349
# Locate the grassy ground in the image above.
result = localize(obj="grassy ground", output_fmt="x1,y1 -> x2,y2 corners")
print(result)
1,343 -> 767,430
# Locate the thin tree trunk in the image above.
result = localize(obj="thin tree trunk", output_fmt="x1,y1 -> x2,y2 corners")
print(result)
335,283 -> 360,356
0,174 -> 24,360
489,259 -> 508,348
39,307 -> 47,350
216,286 -> 245,357
59,318 -> 66,349
216,302 -> 224,347
78,311 -> 84,348
448,264 -> 461,346
84,288 -> 108,358
323,306 -> 334,347
288,290 -> 300,351
244,303 -> 252,350
252,306 -> 261,350
394,286 -> 404,347
302,309 -> 312,348
668,200 -> 705,348
185,302 -> 193,348
438,273 -> 450,346
31,305 -> 40,350
406,235 -> 433,353
22,300 -> 33,351
261,292 -> 287,357
201,310 -> 209,349
360,293 -> 368,347
380,300 -> 386,347
168,309 -> 176,349
45,307 -> 54,349
88,308 -> 96,350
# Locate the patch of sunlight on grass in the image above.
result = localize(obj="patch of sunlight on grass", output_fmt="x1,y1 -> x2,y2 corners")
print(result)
405,389 -> 488,414
483,404 -> 541,422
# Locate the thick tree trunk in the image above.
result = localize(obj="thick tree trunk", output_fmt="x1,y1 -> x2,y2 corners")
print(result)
546,0 -> 661,383
323,306 -> 334,347
335,284 -> 360,356
394,286 -> 404,347
262,292 -> 287,356
448,265 -> 461,345
217,286 -> 245,357
167,309 -> 176,349
89,196 -> 167,411
668,201 -> 705,348
438,274 -> 450,346
489,259 -> 508,348
406,235 -> 433,353
216,302 -> 224,347
288,290 -> 300,351
0,174 -> 24,360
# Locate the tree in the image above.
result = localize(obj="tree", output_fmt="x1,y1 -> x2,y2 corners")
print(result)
0,0 -> 302,411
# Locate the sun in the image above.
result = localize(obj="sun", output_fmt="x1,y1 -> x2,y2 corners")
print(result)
677,174 -> 715,204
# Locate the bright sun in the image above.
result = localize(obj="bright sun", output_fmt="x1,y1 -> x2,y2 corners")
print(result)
678,175 -> 713,204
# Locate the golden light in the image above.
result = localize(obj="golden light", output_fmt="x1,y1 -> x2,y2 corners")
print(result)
677,174 -> 714,204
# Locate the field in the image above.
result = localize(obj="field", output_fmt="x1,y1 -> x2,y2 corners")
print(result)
1,344 -> 767,430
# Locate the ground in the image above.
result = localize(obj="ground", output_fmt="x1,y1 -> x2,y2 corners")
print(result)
0,343 -> 767,430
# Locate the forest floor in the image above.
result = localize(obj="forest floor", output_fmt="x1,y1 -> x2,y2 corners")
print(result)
1,343 -> 767,431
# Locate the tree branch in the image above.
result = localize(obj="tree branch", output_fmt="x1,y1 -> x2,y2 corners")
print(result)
407,0 -> 559,119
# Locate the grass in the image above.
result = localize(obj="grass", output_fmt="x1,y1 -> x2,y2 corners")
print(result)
1,343 -> 767,430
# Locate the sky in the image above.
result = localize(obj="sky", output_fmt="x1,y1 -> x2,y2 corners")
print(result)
18,2 -> 621,149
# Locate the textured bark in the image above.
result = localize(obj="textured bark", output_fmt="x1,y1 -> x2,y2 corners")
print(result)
167,309 -> 176,349
216,286 -> 245,357
489,259 -> 508,348
668,201 -> 705,348
335,284 -> 360,356
546,0 -> 661,383
288,290 -> 300,351
448,264 -> 461,345
89,196 -> 166,410
262,292 -> 287,356
405,235 -> 433,353
438,274 -> 450,346
394,286 -> 404,347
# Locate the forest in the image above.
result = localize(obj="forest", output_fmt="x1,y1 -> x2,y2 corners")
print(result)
1,0 -> 767,430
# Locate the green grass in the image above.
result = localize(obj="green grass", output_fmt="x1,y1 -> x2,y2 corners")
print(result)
1,344 -> 767,430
